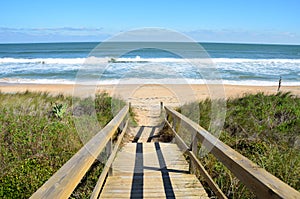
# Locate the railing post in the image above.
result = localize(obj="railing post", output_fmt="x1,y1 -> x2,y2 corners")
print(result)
170,116 -> 176,144
106,138 -> 113,176
189,135 -> 198,174
172,116 -> 176,130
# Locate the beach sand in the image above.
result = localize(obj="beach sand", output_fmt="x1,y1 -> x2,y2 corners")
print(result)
1,83 -> 300,101
1,83 -> 300,125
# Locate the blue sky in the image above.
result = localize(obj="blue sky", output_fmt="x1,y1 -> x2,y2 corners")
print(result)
1,0 -> 299,44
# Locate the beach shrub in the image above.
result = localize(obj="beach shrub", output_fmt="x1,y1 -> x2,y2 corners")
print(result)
179,92 -> 300,198
0,91 -> 126,198
51,103 -> 67,119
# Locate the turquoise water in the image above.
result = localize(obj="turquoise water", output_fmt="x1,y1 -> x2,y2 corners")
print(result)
0,42 -> 299,85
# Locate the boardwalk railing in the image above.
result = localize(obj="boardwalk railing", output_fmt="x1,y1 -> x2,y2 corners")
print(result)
164,106 -> 300,199
31,102 -> 300,199
31,105 -> 129,199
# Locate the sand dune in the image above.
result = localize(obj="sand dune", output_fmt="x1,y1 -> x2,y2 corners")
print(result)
1,83 -> 300,125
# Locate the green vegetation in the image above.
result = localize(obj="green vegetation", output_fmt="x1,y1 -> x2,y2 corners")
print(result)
180,92 -> 300,198
0,91 -> 125,198
51,103 -> 67,119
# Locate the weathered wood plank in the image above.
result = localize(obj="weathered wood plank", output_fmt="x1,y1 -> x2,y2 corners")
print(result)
100,187 -> 208,197
99,143 -> 209,198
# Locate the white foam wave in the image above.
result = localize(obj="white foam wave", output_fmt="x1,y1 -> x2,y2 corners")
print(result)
221,80 -> 287,86
2,77 -> 300,86
115,56 -> 185,63
0,58 -> 86,64
0,78 -> 75,84
97,79 -> 300,86
212,58 -> 300,63
96,57 -> 300,64
1,57 -> 300,65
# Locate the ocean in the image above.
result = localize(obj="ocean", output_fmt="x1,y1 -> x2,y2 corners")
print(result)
0,42 -> 300,85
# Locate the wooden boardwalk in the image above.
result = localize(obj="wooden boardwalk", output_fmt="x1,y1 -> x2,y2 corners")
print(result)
100,125 -> 209,199
31,105 -> 300,199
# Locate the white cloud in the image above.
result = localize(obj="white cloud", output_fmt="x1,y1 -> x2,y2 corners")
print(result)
0,27 -> 109,43
184,29 -> 300,44
0,27 -> 300,44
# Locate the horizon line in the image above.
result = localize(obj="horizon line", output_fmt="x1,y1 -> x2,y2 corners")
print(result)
0,41 -> 300,46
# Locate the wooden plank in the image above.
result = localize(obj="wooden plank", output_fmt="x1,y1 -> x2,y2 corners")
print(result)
165,106 -> 300,199
165,119 -> 227,199
30,106 -> 129,199
99,143 -> 209,198
100,192 -> 208,198
111,144 -> 189,176
130,126 -> 160,142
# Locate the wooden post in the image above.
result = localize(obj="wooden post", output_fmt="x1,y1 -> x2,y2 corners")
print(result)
172,118 -> 176,130
277,76 -> 282,92
189,135 -> 198,174
106,138 -> 113,176
165,112 -> 176,144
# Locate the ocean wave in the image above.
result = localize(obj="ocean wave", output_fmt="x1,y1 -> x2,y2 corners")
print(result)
1,77 -> 300,86
1,56 -> 300,64
0,57 -> 86,64
1,56 -> 300,86
0,56 -> 188,64
0,78 -> 75,85
112,56 -> 185,63
212,58 -> 300,63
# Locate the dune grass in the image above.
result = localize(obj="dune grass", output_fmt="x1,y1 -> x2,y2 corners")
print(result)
179,92 -> 300,198
0,91 -> 125,198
